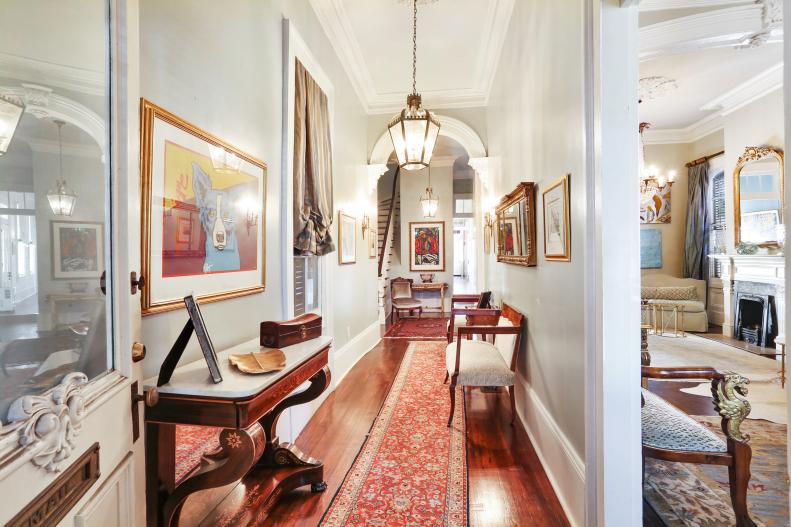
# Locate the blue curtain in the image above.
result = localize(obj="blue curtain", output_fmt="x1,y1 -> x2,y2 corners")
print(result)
683,162 -> 710,279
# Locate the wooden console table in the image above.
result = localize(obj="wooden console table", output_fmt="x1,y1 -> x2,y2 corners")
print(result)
412,282 -> 448,313
144,336 -> 333,526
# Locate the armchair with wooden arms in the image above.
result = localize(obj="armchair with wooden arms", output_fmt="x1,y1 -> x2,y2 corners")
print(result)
641,366 -> 756,527
446,291 -> 496,342
446,304 -> 524,427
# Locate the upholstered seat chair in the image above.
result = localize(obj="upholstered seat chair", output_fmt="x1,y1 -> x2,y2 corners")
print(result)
641,366 -> 756,527
446,304 -> 524,426
390,277 -> 423,324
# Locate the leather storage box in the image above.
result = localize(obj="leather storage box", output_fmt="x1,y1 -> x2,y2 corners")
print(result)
260,313 -> 322,348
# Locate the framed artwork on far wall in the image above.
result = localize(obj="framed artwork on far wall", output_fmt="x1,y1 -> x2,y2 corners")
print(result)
139,99 -> 267,315
339,211 -> 356,264
542,174 -> 571,261
51,221 -> 104,279
368,228 -> 377,259
410,221 -> 445,272
640,228 -> 663,269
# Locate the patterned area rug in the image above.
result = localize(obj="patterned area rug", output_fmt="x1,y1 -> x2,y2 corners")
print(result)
320,341 -> 467,526
383,316 -> 450,340
644,417 -> 788,526
175,425 -> 220,483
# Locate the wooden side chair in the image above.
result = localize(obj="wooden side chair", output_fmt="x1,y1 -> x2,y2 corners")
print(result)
446,304 -> 524,426
446,292 -> 496,342
641,366 -> 756,527
390,277 -> 423,325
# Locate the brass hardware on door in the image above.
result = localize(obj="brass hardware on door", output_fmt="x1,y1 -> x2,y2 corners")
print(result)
99,270 -> 106,295
131,381 -> 158,442
130,271 -> 146,295
132,342 -> 147,363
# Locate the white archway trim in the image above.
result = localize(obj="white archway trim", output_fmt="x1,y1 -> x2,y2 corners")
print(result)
368,114 -> 487,165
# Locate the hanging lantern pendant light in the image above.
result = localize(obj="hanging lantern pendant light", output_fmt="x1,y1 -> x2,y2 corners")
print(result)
387,0 -> 441,171
47,120 -> 77,217
420,165 -> 439,218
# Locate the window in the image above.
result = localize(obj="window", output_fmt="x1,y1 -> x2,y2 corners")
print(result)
455,198 -> 473,215
710,170 -> 726,277
294,255 -> 320,316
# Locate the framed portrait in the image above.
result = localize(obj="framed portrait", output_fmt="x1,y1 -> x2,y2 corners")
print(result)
51,221 -> 104,279
409,221 -> 445,272
542,175 -> 571,261
140,99 -> 267,315
368,228 -> 377,259
338,211 -> 356,264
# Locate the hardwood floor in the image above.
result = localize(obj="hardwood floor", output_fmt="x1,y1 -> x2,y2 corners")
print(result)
181,335 -> 570,526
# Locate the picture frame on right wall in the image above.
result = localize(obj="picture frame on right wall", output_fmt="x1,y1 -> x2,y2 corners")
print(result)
542,174 -> 571,261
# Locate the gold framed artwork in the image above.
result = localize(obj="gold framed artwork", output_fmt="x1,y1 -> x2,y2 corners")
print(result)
409,221 -> 445,272
542,174 -> 571,261
338,211 -> 356,264
495,182 -> 537,266
139,99 -> 267,315
368,228 -> 377,259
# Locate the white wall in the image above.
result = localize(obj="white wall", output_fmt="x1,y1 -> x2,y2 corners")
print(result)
138,0 -> 379,432
390,163 -> 455,308
483,1 -> 588,523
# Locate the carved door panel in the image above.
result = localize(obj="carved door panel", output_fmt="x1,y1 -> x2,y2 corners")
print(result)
0,1 -> 144,526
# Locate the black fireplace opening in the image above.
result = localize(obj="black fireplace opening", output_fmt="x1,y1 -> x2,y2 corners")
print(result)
734,292 -> 777,348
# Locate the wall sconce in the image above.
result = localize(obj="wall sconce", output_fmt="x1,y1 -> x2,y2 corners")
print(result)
236,195 -> 259,235
484,211 -> 495,230
361,213 -> 371,238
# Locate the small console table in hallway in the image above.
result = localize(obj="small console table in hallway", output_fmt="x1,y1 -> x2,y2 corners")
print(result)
143,336 -> 333,526
412,281 -> 448,313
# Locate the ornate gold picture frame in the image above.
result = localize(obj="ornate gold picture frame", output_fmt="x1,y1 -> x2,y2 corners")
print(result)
542,174 -> 571,261
140,99 -> 267,315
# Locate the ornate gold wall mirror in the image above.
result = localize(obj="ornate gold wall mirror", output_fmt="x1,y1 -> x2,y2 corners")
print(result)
733,146 -> 784,247
496,182 -> 537,266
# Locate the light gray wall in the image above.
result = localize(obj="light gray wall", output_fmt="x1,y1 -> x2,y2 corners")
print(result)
139,0 -> 377,379
483,0 -> 586,460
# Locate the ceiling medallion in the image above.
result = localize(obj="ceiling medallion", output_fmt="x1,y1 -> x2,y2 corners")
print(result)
638,76 -> 678,104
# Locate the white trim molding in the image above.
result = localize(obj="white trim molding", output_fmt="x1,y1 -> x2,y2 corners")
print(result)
701,62 -> 783,116
309,0 -> 515,114
640,0 -> 753,11
0,53 -> 104,97
642,113 -> 724,145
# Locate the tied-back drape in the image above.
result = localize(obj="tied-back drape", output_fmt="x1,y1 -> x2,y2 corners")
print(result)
683,162 -> 710,279
294,60 -> 334,256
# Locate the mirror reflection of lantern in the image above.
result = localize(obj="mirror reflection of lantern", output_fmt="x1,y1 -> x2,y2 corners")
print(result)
236,195 -> 259,234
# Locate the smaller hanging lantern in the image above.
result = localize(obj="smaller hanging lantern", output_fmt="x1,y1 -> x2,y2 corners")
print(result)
419,166 -> 438,218
47,120 -> 77,216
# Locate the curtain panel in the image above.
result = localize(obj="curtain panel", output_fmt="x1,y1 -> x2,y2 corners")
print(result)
683,162 -> 710,279
293,60 -> 335,256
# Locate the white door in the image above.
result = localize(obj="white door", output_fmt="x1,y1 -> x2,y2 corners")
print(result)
0,1 -> 145,526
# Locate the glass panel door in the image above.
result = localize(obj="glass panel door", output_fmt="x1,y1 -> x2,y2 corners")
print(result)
0,0 -> 112,420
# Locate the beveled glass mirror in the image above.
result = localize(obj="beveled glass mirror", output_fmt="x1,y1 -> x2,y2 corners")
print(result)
496,182 -> 537,266
734,146 -> 784,247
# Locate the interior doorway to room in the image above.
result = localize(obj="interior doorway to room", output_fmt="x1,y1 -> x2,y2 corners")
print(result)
452,218 -> 475,294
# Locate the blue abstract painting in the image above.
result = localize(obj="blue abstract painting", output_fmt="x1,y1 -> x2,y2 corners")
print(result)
640,229 -> 662,269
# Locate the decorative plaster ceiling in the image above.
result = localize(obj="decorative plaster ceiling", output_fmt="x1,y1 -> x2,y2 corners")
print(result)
309,0 -> 515,114
638,0 -> 784,143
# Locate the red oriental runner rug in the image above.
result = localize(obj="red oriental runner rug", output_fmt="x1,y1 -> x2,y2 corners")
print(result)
383,316 -> 450,340
320,341 -> 467,527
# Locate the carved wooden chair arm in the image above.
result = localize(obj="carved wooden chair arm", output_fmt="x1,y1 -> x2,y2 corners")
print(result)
450,307 -> 501,317
451,294 -> 481,308
711,372 -> 752,444
641,366 -> 721,380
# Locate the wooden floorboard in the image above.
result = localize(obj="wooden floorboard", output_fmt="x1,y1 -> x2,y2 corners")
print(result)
183,334 -> 570,526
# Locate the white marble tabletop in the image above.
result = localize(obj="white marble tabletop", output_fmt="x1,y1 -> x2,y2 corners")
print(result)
144,335 -> 333,399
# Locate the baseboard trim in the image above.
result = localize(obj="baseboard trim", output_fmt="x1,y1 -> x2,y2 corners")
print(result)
332,320 -> 382,384
514,376 -> 586,527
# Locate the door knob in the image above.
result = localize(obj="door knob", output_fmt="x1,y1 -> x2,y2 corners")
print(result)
133,387 -> 159,407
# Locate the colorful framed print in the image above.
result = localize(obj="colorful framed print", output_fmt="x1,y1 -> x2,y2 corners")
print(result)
51,221 -> 104,279
140,99 -> 267,315
338,211 -> 356,264
542,174 -> 571,261
640,184 -> 671,224
410,221 -> 445,272
368,228 -> 377,259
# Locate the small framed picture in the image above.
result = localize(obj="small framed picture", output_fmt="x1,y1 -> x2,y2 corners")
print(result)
542,174 -> 571,261
410,221 -> 445,272
51,221 -> 105,280
183,294 -> 223,383
338,211 -> 356,264
368,229 -> 377,259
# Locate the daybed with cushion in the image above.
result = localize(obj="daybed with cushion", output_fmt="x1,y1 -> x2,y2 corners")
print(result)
641,274 -> 708,332
446,304 -> 524,426
642,365 -> 756,527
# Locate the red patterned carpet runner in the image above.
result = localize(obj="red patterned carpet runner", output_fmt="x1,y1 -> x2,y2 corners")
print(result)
320,341 -> 467,527
383,316 -> 450,340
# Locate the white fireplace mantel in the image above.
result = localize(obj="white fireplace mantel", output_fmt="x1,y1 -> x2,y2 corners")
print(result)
708,254 -> 785,339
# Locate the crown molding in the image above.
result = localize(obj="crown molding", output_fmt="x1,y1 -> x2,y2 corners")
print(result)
640,4 -> 763,60
642,113 -> 724,145
0,53 -> 104,97
309,0 -> 514,115
639,0 -> 751,11
25,138 -> 102,158
701,62 -> 783,115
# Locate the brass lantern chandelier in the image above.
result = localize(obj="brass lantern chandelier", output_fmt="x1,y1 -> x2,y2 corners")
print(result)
387,0 -> 441,171
419,166 -> 438,218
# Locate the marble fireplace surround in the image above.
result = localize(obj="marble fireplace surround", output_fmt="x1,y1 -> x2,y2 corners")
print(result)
708,255 -> 785,342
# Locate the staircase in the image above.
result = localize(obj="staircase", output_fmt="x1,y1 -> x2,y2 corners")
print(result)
377,168 -> 400,323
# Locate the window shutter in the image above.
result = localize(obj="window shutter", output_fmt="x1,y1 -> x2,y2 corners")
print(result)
294,257 -> 306,316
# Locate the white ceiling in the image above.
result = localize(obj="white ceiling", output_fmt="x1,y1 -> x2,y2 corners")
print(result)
310,0 -> 515,114
638,0 -> 783,142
